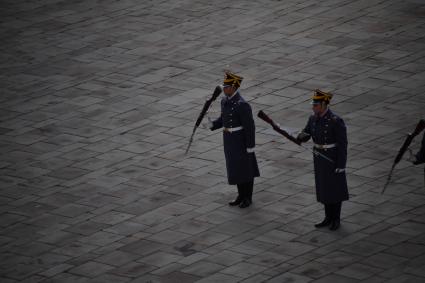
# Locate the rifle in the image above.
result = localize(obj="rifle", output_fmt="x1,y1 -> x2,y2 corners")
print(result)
185,85 -> 222,154
382,119 -> 425,194
258,110 -> 334,164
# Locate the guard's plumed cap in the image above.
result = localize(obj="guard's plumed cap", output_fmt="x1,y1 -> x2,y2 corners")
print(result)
223,71 -> 243,89
311,89 -> 333,105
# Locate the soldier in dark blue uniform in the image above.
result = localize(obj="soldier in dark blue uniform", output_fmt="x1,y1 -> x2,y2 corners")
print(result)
297,90 -> 348,230
209,71 -> 260,208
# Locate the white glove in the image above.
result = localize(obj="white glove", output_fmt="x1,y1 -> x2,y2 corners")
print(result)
202,116 -> 213,129
335,168 -> 345,173
247,147 -> 255,153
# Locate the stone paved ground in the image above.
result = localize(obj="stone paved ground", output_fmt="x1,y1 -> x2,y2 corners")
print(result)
1,0 -> 425,282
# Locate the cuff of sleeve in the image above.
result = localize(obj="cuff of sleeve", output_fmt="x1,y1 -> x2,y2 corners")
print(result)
247,147 -> 255,153
335,168 -> 345,173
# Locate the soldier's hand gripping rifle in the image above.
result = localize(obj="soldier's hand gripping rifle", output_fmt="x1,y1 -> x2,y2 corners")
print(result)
382,119 -> 425,194
258,110 -> 334,164
185,85 -> 222,154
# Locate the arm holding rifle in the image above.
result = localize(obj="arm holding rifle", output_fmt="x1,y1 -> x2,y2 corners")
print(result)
297,116 -> 313,143
257,110 -> 301,146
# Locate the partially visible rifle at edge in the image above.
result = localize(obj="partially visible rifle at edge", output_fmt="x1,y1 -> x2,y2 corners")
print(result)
382,119 -> 425,194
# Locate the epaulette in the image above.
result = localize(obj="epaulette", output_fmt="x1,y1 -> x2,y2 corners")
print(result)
236,96 -> 246,105
331,114 -> 341,122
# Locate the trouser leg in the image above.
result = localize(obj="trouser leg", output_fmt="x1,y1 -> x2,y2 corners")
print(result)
238,181 -> 252,201
327,203 -> 341,221
324,204 -> 331,220
328,202 -> 342,231
236,184 -> 243,200
333,202 -> 341,221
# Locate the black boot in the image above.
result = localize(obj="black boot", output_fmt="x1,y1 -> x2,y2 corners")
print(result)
329,203 -> 341,231
239,199 -> 251,208
315,204 -> 331,228
329,220 -> 340,231
229,185 -> 242,206
239,182 -> 251,208
229,198 -> 242,206
315,218 -> 331,227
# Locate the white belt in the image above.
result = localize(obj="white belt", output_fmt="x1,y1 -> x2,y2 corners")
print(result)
223,126 -> 243,133
314,143 -> 336,149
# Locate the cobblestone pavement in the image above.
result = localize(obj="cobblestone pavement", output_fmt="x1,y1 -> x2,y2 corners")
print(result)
1,0 -> 425,282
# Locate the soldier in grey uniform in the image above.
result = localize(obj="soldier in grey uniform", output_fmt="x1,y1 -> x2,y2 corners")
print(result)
210,71 -> 260,208
297,90 -> 348,230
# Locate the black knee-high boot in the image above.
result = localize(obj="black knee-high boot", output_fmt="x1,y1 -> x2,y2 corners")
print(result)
239,181 -> 252,208
329,202 -> 341,231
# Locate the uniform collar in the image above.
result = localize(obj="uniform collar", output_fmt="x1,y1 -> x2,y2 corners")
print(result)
315,108 -> 332,119
325,108 -> 333,117
320,108 -> 329,118
226,90 -> 240,101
